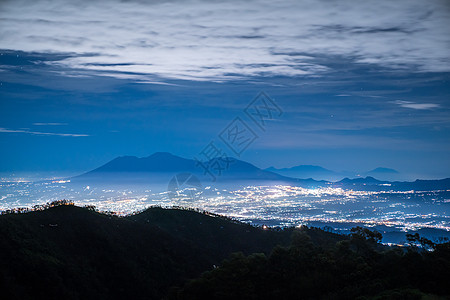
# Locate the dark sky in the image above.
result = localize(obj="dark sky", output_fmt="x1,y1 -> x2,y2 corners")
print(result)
0,0 -> 449,179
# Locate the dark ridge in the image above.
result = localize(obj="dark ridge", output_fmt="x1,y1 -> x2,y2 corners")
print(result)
0,204 -> 297,299
1,203 -> 449,299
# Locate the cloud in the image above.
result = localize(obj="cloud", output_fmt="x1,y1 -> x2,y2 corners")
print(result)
0,0 -> 449,82
394,100 -> 440,110
0,127 -> 89,137
33,123 -> 68,126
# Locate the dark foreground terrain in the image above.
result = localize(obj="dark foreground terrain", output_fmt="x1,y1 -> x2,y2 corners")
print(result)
0,201 -> 449,299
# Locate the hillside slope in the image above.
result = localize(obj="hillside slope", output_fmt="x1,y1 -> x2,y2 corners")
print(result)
0,204 -> 297,300
1,204 -> 449,299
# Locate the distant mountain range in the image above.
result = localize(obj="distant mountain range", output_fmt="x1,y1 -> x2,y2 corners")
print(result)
72,152 -> 450,191
88,152 -> 196,173
74,152 -> 297,185
266,165 -> 401,181
333,176 -> 450,191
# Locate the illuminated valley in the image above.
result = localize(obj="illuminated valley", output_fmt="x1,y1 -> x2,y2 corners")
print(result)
2,178 -> 449,244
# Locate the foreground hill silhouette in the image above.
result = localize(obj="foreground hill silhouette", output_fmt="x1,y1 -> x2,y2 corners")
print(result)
0,202 -> 296,299
1,202 -> 449,299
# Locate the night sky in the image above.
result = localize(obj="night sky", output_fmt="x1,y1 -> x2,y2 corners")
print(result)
0,0 -> 449,179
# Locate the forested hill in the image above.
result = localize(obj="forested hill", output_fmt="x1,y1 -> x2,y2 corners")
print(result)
1,203 -> 449,299
0,203 -> 297,299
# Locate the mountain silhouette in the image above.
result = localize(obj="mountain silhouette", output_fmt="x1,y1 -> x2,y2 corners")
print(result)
333,176 -> 450,191
73,152 -> 296,184
267,165 -> 403,181
338,176 -> 383,184
88,152 -> 196,173
366,167 -> 399,174
72,152 -> 449,191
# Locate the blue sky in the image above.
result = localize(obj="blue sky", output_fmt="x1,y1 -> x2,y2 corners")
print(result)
0,0 -> 449,179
